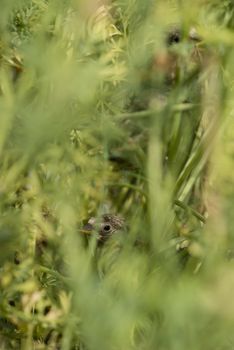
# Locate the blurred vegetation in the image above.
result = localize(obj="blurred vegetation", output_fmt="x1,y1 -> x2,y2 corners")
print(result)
0,0 -> 234,349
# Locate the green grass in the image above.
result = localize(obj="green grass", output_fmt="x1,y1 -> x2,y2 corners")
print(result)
0,0 -> 234,349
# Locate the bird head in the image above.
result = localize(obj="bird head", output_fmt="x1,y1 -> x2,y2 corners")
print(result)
82,214 -> 125,243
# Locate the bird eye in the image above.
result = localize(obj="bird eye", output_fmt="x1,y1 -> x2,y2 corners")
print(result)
103,224 -> 111,232
167,29 -> 181,45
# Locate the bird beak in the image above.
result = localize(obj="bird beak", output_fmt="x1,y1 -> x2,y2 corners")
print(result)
80,223 -> 94,235
80,217 -> 96,235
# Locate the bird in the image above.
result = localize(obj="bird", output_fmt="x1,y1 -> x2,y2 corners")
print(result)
82,214 -> 125,244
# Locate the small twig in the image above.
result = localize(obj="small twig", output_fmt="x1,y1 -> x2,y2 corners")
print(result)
174,199 -> 206,223
116,104 -> 197,119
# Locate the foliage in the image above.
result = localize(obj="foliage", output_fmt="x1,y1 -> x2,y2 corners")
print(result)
0,0 -> 234,349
